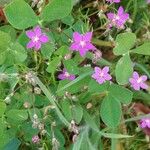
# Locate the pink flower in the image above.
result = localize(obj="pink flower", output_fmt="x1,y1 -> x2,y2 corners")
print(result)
58,68 -> 75,80
129,72 -> 148,91
140,117 -> 150,129
32,135 -> 40,143
107,6 -> 129,29
147,0 -> 150,4
70,32 -> 96,57
26,26 -> 49,50
92,66 -> 112,84
106,0 -> 120,3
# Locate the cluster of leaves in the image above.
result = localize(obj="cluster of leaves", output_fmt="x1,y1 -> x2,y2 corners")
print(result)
0,0 -> 150,150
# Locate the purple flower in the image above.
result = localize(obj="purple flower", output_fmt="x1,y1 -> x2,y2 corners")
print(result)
106,0 -> 120,3
58,69 -> 75,80
32,135 -> 40,143
140,117 -> 150,129
92,66 -> 112,84
26,26 -> 49,50
129,71 -> 148,91
70,32 -> 96,57
107,6 -> 129,29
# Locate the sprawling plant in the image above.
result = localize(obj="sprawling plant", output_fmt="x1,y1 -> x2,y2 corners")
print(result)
0,0 -> 150,149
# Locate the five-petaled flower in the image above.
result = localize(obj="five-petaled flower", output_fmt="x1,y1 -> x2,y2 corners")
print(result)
58,68 -> 75,80
140,117 -> 150,129
107,6 -> 129,29
70,32 -> 96,57
26,26 -> 49,50
92,66 -> 112,84
129,71 -> 148,91
106,0 -> 120,3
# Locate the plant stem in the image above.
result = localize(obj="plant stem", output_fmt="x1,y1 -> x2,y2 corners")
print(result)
92,38 -> 114,47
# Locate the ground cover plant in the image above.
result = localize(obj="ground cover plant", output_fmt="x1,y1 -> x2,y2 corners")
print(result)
1,0 -> 150,149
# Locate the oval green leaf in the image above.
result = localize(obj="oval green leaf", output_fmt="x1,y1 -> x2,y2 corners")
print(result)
41,0 -> 73,22
100,95 -> 122,128
113,32 -> 136,55
115,54 -> 133,85
4,0 -> 38,29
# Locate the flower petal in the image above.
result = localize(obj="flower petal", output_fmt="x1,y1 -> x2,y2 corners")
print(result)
26,30 -> 35,39
35,42 -> 41,50
102,66 -> 109,74
79,49 -> 86,57
133,71 -> 139,79
94,67 -> 101,74
97,78 -> 105,84
118,6 -> 124,15
85,43 -> 96,50
73,32 -> 82,42
40,34 -> 49,43
58,74 -> 65,80
70,43 -> 80,51
141,75 -> 148,82
68,75 -> 76,80
104,74 -> 112,81
107,13 -> 115,20
83,32 -> 93,42
26,41 -> 35,49
34,26 -> 42,36
140,82 -> 148,89
132,83 -> 140,91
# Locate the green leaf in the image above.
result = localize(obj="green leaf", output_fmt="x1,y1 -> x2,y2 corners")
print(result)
61,14 -> 74,26
61,100 -> 72,121
88,79 -> 109,94
108,84 -> 133,104
46,56 -> 61,73
3,138 -> 21,150
113,32 -> 136,55
0,31 -> 11,51
55,45 -> 70,56
115,54 -> 133,85
4,0 -> 38,29
41,0 -> 73,22
100,95 -> 122,128
132,42 -> 150,55
0,102 -> 6,117
41,43 -> 55,59
0,25 -> 16,41
6,109 -> 28,124
72,105 -> 83,124
0,30 -> 11,64
4,42 -> 27,65
63,59 -> 79,74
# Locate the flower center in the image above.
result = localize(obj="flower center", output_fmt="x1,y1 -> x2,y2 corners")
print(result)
115,15 -> 120,20
64,72 -> 70,77
137,77 -> 142,83
99,72 -> 104,77
80,40 -> 86,48
33,36 -> 39,42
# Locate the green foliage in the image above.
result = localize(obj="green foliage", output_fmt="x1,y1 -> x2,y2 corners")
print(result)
115,54 -> 133,85
100,95 -> 122,128
4,0 -> 38,29
132,42 -> 150,55
0,0 -> 150,149
41,0 -> 73,22
113,32 -> 136,55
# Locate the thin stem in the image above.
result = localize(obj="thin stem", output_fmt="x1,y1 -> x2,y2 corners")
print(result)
92,38 -> 114,47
